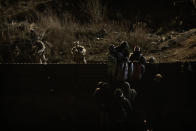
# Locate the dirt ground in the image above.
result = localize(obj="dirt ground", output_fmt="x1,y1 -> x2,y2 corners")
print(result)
146,29 -> 196,63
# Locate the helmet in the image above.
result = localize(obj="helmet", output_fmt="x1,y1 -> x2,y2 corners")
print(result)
74,41 -> 80,46
97,82 -> 109,89
134,46 -> 141,52
120,41 -> 129,49
121,82 -> 131,99
149,56 -> 156,63
109,44 -> 116,53
119,41 -> 130,57
122,82 -> 130,90
114,88 -> 123,98
155,74 -> 163,79
153,74 -> 163,83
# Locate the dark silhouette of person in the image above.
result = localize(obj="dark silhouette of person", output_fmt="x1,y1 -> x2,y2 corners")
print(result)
108,41 -> 130,84
129,46 -> 147,92
94,82 -> 135,131
93,82 -> 112,130
108,88 -> 133,131
129,46 -> 146,67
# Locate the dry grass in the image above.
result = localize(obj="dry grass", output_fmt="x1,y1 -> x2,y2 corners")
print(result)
0,0 -> 154,63
0,21 -> 30,42
86,0 -> 105,23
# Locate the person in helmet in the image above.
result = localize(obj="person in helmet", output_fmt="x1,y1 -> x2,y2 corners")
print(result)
129,46 -> 146,65
94,82 -> 112,111
107,41 -> 130,83
121,82 -> 137,103
117,41 -> 130,59
109,88 -> 133,131
71,41 -> 87,64
32,40 -> 47,64
115,41 -> 130,83
153,73 -> 163,83
93,82 -> 112,130
129,46 -> 146,79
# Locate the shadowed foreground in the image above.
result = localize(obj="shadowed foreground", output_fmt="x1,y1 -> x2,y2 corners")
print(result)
1,63 -> 196,131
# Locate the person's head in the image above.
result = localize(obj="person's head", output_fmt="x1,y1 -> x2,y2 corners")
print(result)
120,41 -> 129,50
153,74 -> 163,83
155,74 -> 163,79
97,81 -> 104,88
121,82 -> 131,98
122,82 -> 131,90
114,88 -> 124,98
133,46 -> 141,54
149,56 -> 156,63
109,44 -> 116,54
74,41 -> 80,47
97,82 -> 109,90
120,41 -> 130,57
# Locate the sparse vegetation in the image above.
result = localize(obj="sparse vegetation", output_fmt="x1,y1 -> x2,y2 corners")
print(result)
0,0 -> 196,63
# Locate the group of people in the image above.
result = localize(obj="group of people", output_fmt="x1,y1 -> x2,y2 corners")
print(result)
94,81 -> 137,130
108,41 -> 146,84
94,41 -> 147,130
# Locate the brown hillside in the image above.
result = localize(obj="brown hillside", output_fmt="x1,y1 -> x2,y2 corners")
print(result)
147,29 -> 196,63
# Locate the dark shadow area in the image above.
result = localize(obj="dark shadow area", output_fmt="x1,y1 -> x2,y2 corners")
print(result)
0,63 -> 196,131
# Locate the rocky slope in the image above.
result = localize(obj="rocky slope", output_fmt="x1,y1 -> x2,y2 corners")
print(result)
146,29 -> 196,63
